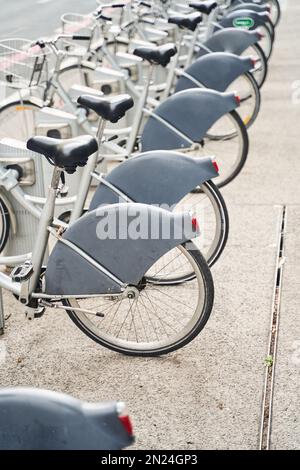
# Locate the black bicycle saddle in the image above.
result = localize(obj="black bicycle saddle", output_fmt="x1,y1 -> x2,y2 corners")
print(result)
189,1 -> 218,15
27,135 -> 98,174
133,43 -> 177,67
168,12 -> 203,31
78,94 -> 134,123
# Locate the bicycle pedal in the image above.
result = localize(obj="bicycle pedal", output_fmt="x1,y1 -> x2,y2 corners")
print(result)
11,262 -> 34,283
25,307 -> 45,320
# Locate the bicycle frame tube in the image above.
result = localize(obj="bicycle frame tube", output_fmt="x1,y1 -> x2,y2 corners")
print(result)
184,28 -> 201,68
0,164 -> 70,266
28,166 -> 61,295
0,167 -> 60,296
0,164 -> 42,220
205,6 -> 222,40
0,271 -> 21,296
69,119 -> 106,223
126,64 -> 154,154
161,34 -> 183,100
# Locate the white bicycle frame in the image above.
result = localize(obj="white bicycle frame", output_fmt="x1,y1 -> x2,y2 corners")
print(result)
0,163 -> 71,267
0,161 -> 128,332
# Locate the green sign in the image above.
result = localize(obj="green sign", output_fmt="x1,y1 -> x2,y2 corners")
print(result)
233,17 -> 255,29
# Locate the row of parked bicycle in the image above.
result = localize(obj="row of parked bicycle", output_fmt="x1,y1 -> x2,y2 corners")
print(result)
0,0 -> 280,358
0,0 -> 282,452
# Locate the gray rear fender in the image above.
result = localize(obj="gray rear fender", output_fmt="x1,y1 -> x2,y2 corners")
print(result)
45,203 -> 198,296
141,88 -> 238,152
89,151 -> 217,210
218,10 -> 269,30
175,52 -> 253,93
229,3 -> 269,14
0,388 -> 130,450
231,0 -> 266,6
198,28 -> 261,57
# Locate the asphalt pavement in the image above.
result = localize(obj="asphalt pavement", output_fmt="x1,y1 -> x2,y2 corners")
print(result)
0,0 -> 96,39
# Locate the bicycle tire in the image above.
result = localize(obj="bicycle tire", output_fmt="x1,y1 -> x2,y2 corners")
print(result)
227,71 -> 261,129
241,71 -> 261,128
269,0 -> 281,27
216,110 -> 249,188
0,99 -> 43,141
64,241 -> 214,356
258,23 -> 273,61
245,42 -> 268,89
0,195 -> 11,254
147,180 -> 229,280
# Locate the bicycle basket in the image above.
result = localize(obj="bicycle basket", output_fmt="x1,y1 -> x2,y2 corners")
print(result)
61,13 -> 95,56
0,38 -> 50,90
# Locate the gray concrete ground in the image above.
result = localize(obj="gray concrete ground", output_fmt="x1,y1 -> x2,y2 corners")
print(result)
0,0 -> 96,39
0,0 -> 299,451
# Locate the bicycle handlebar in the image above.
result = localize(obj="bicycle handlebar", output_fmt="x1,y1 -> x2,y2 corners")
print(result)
71,35 -> 92,41
35,33 -> 91,48
96,2 -> 127,14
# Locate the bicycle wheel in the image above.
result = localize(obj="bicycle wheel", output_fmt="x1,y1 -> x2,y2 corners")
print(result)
235,0 -> 281,27
226,71 -> 261,128
143,180 -> 228,286
173,181 -> 229,269
241,43 -> 268,89
266,17 -> 276,42
257,23 -> 273,61
64,242 -> 214,356
0,195 -> 10,254
57,61 -> 116,98
56,62 -> 110,123
180,110 -> 249,188
269,0 -> 281,27
0,99 -> 42,140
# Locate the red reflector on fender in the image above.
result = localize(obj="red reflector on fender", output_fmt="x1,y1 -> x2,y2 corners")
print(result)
192,217 -> 199,231
212,160 -> 219,173
119,415 -> 134,436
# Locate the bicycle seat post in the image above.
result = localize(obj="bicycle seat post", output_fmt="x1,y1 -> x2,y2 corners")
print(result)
206,5 -> 222,40
70,94 -> 134,222
162,32 -> 184,100
27,165 -> 62,299
185,24 -> 202,68
125,62 -> 154,154
69,140 -> 100,224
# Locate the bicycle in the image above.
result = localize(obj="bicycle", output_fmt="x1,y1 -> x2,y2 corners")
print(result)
0,35 -> 249,189
0,105 -> 215,356
0,96 -> 228,277
62,6 -> 260,130
145,1 -> 268,87
228,0 -> 281,27
60,3 -> 259,137
110,0 -> 269,88
214,3 -> 274,61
